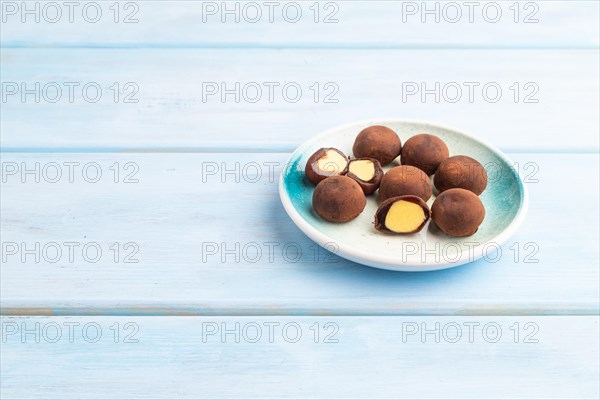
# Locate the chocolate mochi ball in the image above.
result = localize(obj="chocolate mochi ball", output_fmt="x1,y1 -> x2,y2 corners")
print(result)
305,147 -> 349,185
312,176 -> 366,222
374,195 -> 430,234
434,155 -> 488,195
400,134 -> 449,175
352,125 -> 402,165
378,165 -> 432,202
345,158 -> 384,195
431,188 -> 485,237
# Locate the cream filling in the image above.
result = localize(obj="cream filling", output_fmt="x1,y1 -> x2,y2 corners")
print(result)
384,200 -> 425,233
317,150 -> 347,174
348,159 -> 375,181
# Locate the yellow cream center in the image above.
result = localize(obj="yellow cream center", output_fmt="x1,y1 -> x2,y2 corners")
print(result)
348,160 -> 375,181
317,150 -> 347,174
384,200 -> 426,233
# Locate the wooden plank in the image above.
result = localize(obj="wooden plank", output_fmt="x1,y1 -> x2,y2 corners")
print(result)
1,316 -> 598,399
1,153 -> 598,315
1,1 -> 598,48
1,48 -> 598,151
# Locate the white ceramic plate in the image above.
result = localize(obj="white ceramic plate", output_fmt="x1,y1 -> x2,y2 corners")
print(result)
279,119 -> 528,271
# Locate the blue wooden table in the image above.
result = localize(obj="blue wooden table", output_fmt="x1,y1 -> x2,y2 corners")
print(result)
1,1 -> 599,398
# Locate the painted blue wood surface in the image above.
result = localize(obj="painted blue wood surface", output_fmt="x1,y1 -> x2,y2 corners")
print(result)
1,316 -> 599,399
1,49 -> 598,151
2,1 -> 598,48
1,153 -> 598,315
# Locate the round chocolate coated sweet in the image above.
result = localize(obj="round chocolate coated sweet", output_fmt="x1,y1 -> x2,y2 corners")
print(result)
378,165 -> 432,202
305,147 -> 348,185
434,155 -> 488,195
431,188 -> 485,237
312,176 -> 366,222
374,195 -> 431,234
400,134 -> 449,175
345,158 -> 384,195
352,125 -> 402,165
